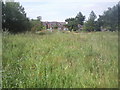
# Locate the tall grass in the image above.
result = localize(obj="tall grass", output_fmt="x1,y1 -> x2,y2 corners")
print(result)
2,31 -> 118,88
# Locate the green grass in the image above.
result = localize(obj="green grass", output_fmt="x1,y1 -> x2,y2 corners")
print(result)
2,31 -> 118,88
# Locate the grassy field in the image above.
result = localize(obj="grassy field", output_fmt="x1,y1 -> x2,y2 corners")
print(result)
2,31 -> 118,88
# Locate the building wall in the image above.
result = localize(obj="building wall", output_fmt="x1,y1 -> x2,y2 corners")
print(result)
42,21 -> 67,30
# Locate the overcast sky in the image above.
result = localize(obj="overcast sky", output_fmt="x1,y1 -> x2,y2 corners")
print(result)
12,0 -> 119,22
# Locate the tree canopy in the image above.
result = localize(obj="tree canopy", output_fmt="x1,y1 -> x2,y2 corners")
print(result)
75,12 -> 85,25
2,1 -> 31,33
65,12 -> 85,31
97,2 -> 119,31
30,18 -> 44,32
83,11 -> 97,32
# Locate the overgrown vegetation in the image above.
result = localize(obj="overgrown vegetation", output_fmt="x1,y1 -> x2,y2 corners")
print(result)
1,0 -> 119,88
30,19 -> 44,32
2,31 -> 118,88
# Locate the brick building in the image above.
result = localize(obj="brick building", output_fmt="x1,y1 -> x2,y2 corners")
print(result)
42,21 -> 68,30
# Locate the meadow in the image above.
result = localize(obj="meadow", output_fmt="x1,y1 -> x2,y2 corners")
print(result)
2,31 -> 118,88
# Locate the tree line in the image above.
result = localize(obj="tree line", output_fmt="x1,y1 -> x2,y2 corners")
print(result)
65,1 -> 119,32
2,1 -> 119,33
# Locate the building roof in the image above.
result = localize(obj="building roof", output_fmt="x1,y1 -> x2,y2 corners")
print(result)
42,21 -> 66,26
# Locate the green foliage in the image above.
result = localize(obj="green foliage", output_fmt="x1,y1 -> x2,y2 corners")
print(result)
3,32 -> 118,88
83,11 -> 97,32
53,25 -> 58,29
65,12 -> 85,31
83,20 -> 94,32
37,16 -> 42,21
75,12 -> 85,25
97,2 -> 119,31
88,11 -> 97,21
2,1 -> 31,33
30,19 -> 44,32
65,18 -> 78,31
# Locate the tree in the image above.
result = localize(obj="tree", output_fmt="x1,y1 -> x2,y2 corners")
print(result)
83,11 -> 97,31
65,12 -> 85,31
2,1 -> 31,33
37,16 -> 42,21
89,11 -> 97,21
30,18 -> 44,32
75,12 -> 85,25
97,2 -> 119,31
65,18 -> 78,31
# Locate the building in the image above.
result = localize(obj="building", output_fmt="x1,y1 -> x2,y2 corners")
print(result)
42,21 -> 68,30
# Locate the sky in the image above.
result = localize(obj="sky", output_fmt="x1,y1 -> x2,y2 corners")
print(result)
9,0 -> 119,22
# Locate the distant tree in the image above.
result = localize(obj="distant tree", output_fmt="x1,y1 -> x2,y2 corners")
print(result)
94,20 -> 101,31
97,2 -> 119,31
37,16 -> 42,21
75,12 -> 85,25
89,11 -> 97,21
83,11 -> 97,31
30,18 -> 44,32
65,12 -> 85,31
2,1 -> 31,33
65,18 -> 78,31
